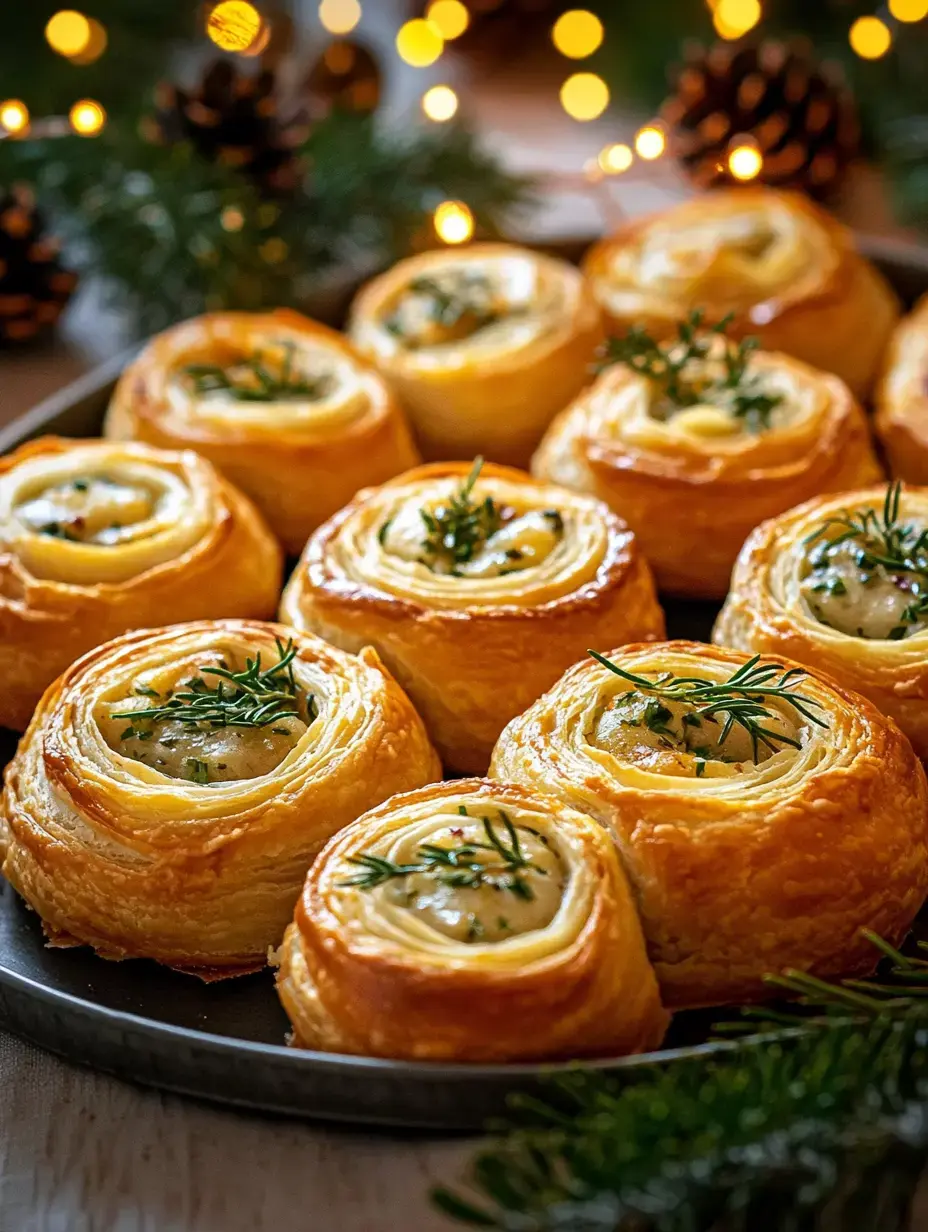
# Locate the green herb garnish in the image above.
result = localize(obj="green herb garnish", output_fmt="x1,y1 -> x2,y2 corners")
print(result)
386,271 -> 502,342
184,341 -> 331,402
419,456 -> 501,572
185,758 -> 210,784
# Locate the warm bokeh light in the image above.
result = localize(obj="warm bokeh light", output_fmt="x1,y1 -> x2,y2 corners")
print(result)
712,0 -> 761,39
426,0 -> 469,40
434,200 -> 474,245
559,72 -> 610,121
889,0 -> 928,19
318,0 -> 362,36
634,124 -> 666,160
220,205 -> 245,232
68,17 -> 108,64
260,237 -> 289,263
45,10 -> 91,57
552,10 -> 604,59
206,1 -> 263,52
69,98 -> 106,136
598,142 -> 633,174
0,100 -> 30,136
396,18 -> 444,67
849,15 -> 892,58
422,84 -> 459,122
728,142 -> 763,180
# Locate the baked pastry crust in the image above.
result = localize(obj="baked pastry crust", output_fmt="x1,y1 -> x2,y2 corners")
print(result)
104,309 -> 420,554
715,485 -> 928,761
491,639 -> 928,1008
0,437 -> 282,731
583,187 -> 900,399
347,242 -> 604,467
875,295 -> 928,483
0,619 -> 441,974
532,347 -> 881,598
276,777 -> 669,1061
279,461 -> 665,773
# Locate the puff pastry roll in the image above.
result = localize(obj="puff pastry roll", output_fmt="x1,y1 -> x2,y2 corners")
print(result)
583,188 -> 899,398
104,309 -> 420,554
532,319 -> 881,598
347,243 -> 604,466
715,482 -> 928,761
875,295 -> 928,484
280,459 -> 665,773
0,437 -> 282,731
492,640 -> 928,1008
0,619 -> 441,974
276,777 -> 668,1061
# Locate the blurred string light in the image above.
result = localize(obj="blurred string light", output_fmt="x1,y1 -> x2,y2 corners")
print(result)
0,101 -> 30,136
728,138 -> 763,180
426,0 -> 469,39
552,10 -> 604,59
434,200 -> 473,244
45,10 -> 91,57
69,98 -> 105,135
206,1 -> 263,52
68,18 -> 107,64
318,0 -> 361,36
849,14 -> 892,58
422,84 -> 459,121
889,0 -> 928,19
396,19 -> 444,66
220,205 -> 245,231
560,72 -> 610,120
634,124 -> 666,160
598,142 -> 633,173
713,0 -> 761,39
260,236 -> 289,263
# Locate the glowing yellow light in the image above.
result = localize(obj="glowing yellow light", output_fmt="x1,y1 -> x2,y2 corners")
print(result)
220,205 -> 245,232
396,18 -> 444,66
434,200 -> 473,245
69,99 -> 105,136
728,143 -> 763,180
889,0 -> 928,19
712,0 -> 761,39
559,72 -> 609,121
206,1 -> 263,52
552,10 -> 604,59
426,0 -> 469,39
45,10 -> 91,57
598,142 -> 634,174
0,101 -> 29,136
260,237 -> 289,263
849,15 -> 892,58
68,18 -> 107,64
422,85 -> 459,122
318,0 -> 361,35
634,125 -> 666,160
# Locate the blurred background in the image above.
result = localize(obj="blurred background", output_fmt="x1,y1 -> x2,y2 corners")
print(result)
0,0 -> 925,414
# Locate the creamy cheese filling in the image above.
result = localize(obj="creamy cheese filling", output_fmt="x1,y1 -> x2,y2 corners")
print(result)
15,475 -> 158,545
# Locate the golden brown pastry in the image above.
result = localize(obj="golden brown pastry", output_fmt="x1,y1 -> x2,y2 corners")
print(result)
0,436 -> 282,731
276,777 -> 668,1061
279,459 -> 665,773
491,639 -> 928,1009
583,187 -> 900,399
347,242 -> 604,466
532,319 -> 881,598
715,482 -> 928,761
104,309 -> 420,554
0,619 -> 441,974
875,295 -> 928,483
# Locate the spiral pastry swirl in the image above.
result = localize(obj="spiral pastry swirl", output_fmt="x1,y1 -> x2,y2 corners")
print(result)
276,777 -> 668,1061
875,295 -> 928,484
491,640 -> 928,1008
582,188 -> 899,398
280,461 -> 665,773
0,619 -> 440,973
104,309 -> 420,554
532,347 -> 881,598
348,243 -> 604,467
0,437 -> 281,730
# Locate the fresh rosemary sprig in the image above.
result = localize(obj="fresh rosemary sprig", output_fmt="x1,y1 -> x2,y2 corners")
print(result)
599,309 -> 783,433
385,271 -> 501,340
340,808 -> 546,902
184,341 -> 330,402
589,649 -> 827,763
418,456 -> 502,573
112,638 -> 313,732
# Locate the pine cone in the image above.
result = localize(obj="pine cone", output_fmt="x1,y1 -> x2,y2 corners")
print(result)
0,185 -> 78,347
662,40 -> 860,198
142,59 -> 310,197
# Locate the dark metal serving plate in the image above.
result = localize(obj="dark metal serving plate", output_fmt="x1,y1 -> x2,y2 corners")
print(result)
0,236 -> 925,1130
